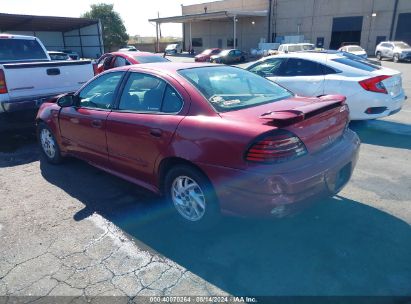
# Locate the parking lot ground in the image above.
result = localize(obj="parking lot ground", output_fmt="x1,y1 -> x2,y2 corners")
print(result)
0,59 -> 411,299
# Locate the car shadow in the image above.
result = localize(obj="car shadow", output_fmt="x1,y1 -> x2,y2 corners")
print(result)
0,129 -> 39,168
40,158 -> 411,296
350,120 -> 411,150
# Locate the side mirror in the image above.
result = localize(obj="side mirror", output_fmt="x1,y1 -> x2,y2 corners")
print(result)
284,50 -> 289,53
57,94 -> 76,107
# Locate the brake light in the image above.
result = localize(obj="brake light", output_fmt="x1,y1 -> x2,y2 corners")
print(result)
359,75 -> 391,94
92,62 -> 98,75
0,70 -> 7,94
245,130 -> 307,163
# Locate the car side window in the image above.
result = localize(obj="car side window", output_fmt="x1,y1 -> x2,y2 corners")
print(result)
100,56 -> 113,70
280,58 -> 323,76
161,85 -> 183,113
113,56 -> 127,68
321,64 -> 339,75
119,72 -> 168,113
78,72 -> 123,110
248,58 -> 286,77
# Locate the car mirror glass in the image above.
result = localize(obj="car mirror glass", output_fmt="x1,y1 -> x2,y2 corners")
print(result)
57,94 -> 75,107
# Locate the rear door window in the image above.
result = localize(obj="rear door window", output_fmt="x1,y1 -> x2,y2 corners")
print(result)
118,72 -> 183,114
280,58 -> 323,76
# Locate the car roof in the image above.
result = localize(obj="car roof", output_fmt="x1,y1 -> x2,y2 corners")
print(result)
0,33 -> 36,40
110,62 -> 221,74
111,51 -> 160,57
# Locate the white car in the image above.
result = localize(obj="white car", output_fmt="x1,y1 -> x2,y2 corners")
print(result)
247,52 -> 405,120
277,43 -> 315,54
338,45 -> 367,59
165,43 -> 182,55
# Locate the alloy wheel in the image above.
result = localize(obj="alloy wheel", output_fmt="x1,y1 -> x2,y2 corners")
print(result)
40,128 -> 56,159
171,176 -> 206,221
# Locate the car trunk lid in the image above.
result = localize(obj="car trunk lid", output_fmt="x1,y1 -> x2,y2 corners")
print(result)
220,95 -> 349,154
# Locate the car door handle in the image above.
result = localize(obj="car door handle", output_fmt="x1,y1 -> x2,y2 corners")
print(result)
91,120 -> 103,128
150,128 -> 162,138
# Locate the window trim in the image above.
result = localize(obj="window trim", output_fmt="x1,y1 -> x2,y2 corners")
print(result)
112,71 -> 185,115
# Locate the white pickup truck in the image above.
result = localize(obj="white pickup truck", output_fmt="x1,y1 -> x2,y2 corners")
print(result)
0,34 -> 95,131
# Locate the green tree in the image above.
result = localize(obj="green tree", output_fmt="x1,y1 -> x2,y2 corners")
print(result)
82,3 -> 129,51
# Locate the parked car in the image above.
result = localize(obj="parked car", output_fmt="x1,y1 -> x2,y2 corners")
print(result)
338,45 -> 367,59
375,41 -> 411,62
58,49 -> 80,60
37,63 -> 360,226
210,49 -> 246,64
165,44 -> 182,55
276,43 -> 315,54
118,46 -> 139,52
247,52 -> 406,120
0,34 -> 95,131
194,48 -> 222,62
47,51 -> 71,61
96,51 -> 169,74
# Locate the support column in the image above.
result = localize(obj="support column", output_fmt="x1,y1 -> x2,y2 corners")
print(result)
189,21 -> 192,52
155,22 -> 160,53
233,15 -> 237,49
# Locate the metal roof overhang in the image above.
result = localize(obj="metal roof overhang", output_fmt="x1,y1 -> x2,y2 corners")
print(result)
0,13 -> 99,32
149,10 -> 268,23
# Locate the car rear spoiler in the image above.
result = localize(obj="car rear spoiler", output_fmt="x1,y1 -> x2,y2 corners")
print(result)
260,95 -> 346,127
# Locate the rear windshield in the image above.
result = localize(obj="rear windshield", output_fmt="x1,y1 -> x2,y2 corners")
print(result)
332,57 -> 380,72
179,66 -> 292,112
132,55 -> 169,63
0,38 -> 48,62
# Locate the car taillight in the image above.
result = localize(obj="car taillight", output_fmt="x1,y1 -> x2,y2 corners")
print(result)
359,75 -> 391,94
0,70 -> 7,94
245,130 -> 307,164
92,63 -> 98,75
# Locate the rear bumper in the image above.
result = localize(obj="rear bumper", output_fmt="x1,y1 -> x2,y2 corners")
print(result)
0,95 -> 57,131
348,92 -> 406,120
198,129 -> 360,217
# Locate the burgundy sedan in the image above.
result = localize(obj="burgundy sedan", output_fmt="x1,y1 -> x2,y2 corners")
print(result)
96,51 -> 169,74
36,63 -> 360,226
194,48 -> 222,62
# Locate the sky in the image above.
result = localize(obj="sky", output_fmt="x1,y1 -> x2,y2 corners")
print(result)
1,0 -> 204,37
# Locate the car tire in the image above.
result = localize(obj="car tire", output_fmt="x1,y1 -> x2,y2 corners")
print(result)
393,53 -> 400,63
37,122 -> 63,164
376,52 -> 382,60
164,165 -> 220,229
241,56 -> 245,62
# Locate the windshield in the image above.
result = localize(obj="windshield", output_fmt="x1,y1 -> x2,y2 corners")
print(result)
288,45 -> 303,52
166,44 -> 177,50
302,44 -> 315,50
179,66 -> 292,112
202,49 -> 213,55
394,42 -> 411,49
348,46 -> 363,52
219,50 -> 230,56
0,39 -> 48,62
133,55 -> 169,63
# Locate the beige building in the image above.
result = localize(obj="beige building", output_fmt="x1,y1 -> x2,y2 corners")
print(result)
149,0 -> 411,54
